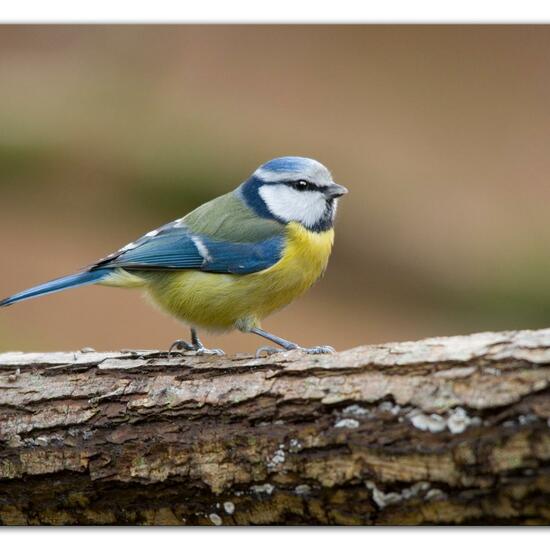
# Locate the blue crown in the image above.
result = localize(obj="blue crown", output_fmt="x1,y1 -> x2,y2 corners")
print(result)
259,156 -> 317,173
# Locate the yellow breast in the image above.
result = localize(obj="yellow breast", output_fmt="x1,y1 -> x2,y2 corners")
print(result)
265,222 -> 334,300
145,222 -> 335,332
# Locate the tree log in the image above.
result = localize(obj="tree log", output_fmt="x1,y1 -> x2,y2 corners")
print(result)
0,329 -> 549,525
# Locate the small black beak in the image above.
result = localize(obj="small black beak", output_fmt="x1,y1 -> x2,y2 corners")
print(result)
325,183 -> 348,199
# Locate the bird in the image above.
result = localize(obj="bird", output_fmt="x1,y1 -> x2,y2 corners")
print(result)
0,156 -> 348,356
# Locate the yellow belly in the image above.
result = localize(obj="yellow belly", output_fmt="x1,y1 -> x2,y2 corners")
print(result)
142,223 -> 334,332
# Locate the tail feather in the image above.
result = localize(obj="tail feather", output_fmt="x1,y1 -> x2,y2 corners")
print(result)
0,268 -> 111,307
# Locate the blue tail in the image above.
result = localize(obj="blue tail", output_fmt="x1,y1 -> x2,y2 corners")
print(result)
0,268 -> 111,307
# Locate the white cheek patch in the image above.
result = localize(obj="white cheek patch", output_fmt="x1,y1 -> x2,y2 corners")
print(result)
259,184 -> 327,227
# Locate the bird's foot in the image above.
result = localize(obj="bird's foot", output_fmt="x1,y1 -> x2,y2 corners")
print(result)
168,339 -> 194,357
195,346 -> 225,356
168,339 -> 224,357
255,344 -> 335,358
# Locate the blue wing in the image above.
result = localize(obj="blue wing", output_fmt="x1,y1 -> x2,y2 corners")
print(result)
95,221 -> 285,275
0,199 -> 286,308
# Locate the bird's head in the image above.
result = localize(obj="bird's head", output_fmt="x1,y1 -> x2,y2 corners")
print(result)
238,156 -> 348,232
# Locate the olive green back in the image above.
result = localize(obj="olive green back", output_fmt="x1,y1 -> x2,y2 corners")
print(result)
182,191 -> 285,243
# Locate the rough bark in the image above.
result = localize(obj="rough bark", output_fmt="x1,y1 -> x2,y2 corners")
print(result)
0,328 -> 550,525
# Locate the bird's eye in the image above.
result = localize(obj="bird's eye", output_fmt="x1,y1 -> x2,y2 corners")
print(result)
293,180 -> 314,191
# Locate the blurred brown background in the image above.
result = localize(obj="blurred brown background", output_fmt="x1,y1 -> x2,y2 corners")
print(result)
1,25 -> 549,354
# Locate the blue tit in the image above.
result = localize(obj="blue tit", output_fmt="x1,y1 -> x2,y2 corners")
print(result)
1,156 -> 348,356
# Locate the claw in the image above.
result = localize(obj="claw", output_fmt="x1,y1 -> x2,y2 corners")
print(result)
195,347 -> 225,356
168,340 -> 225,358
168,339 -> 194,357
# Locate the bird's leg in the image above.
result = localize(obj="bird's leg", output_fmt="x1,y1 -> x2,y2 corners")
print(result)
168,328 -> 224,357
251,327 -> 334,357
190,328 -> 225,356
